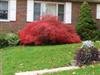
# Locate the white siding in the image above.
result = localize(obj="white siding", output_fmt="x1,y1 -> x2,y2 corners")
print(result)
64,2 -> 72,23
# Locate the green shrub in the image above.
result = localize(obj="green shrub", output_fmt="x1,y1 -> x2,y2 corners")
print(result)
76,1 -> 97,40
5,33 -> 19,46
0,33 -> 19,48
0,33 -> 8,48
93,30 -> 100,41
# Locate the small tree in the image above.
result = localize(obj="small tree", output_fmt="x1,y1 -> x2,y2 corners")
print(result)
76,1 -> 97,40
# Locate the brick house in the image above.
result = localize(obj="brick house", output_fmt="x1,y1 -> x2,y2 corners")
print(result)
0,0 -> 100,32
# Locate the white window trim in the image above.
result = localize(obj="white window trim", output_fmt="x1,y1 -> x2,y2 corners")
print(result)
64,2 -> 72,24
34,1 -> 65,21
27,0 -> 34,22
9,0 -> 17,21
34,1 -> 72,23
27,0 -> 66,22
96,4 -> 100,19
41,2 -> 46,16
34,1 -> 65,4
0,0 -> 17,22
0,19 -> 10,22
0,0 -> 10,22
56,4 -> 58,16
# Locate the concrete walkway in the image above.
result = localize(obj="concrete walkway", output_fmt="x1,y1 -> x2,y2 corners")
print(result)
15,66 -> 79,75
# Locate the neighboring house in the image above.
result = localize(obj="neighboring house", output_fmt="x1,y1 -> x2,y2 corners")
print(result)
0,0 -> 100,32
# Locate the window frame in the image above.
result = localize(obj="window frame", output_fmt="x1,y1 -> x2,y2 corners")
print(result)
96,4 -> 100,19
34,2 -> 41,20
58,4 -> 64,21
0,0 -> 10,22
34,1 -> 65,21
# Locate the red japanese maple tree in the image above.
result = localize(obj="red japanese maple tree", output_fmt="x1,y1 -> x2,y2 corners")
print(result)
18,15 -> 81,45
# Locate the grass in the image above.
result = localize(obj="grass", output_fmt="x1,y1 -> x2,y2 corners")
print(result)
0,48 -> 2,75
43,41 -> 100,75
1,42 -> 100,75
2,44 -> 80,75
43,64 -> 100,75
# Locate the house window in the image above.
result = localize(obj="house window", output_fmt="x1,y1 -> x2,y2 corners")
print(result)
58,5 -> 64,21
34,3 -> 41,20
33,2 -> 64,21
0,1 -> 8,20
46,4 -> 57,16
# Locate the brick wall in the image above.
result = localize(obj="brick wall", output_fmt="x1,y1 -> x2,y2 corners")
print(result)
0,0 -> 27,33
72,2 -> 100,29
0,0 -> 100,32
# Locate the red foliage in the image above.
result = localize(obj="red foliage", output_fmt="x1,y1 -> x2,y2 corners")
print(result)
18,16 -> 81,45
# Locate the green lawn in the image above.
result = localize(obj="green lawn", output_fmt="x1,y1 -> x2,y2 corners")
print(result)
0,48 -> 2,74
43,64 -> 100,75
1,42 -> 100,75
